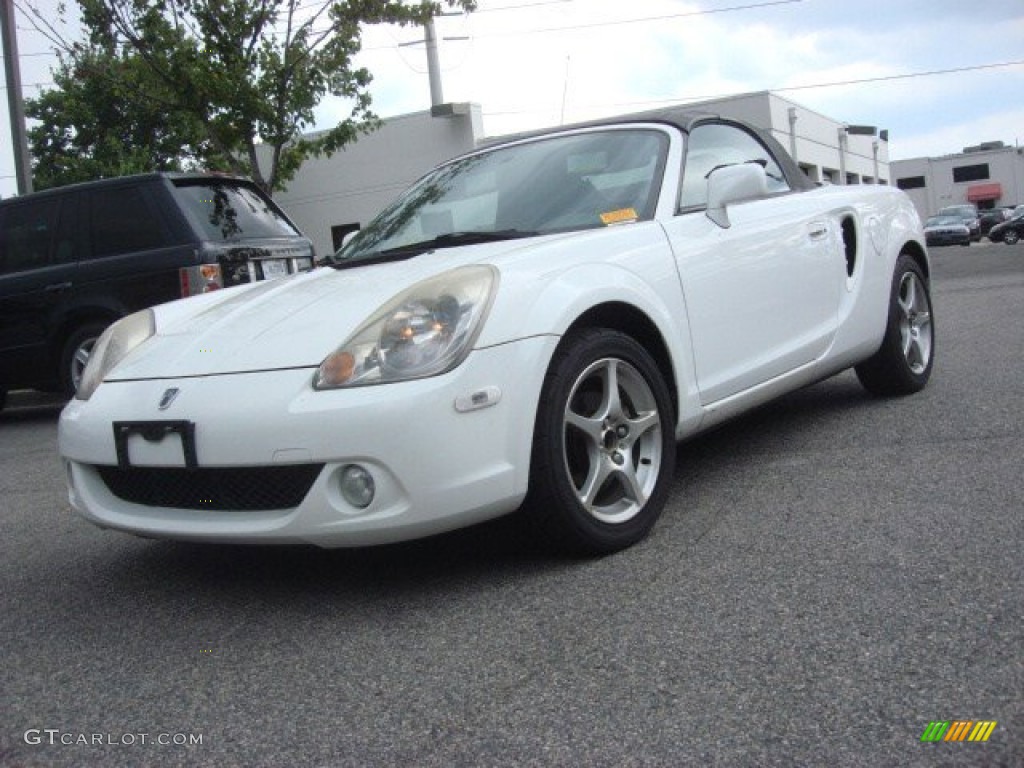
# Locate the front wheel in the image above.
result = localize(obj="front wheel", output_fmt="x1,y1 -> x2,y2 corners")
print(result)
524,328 -> 676,555
1004,229 -> 1020,245
855,254 -> 934,396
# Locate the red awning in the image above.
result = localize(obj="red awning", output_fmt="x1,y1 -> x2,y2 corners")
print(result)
967,183 -> 1002,202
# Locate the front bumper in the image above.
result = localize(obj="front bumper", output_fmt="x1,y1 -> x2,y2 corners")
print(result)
59,336 -> 557,547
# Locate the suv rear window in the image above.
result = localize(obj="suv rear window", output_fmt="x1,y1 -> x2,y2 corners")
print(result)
172,181 -> 301,241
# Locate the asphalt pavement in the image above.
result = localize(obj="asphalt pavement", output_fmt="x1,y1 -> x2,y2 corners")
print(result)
1,242 -> 1021,767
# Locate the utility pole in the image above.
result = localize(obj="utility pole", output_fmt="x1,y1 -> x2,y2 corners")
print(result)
424,16 -> 443,107
1,0 -> 33,194
401,12 -> 466,111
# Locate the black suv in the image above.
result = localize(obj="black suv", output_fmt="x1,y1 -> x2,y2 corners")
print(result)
0,173 -> 315,409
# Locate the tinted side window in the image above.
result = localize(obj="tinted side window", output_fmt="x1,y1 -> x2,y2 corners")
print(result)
88,186 -> 167,258
0,199 -> 59,276
680,123 -> 791,210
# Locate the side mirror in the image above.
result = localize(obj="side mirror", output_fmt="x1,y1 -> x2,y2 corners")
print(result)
340,230 -> 360,250
706,163 -> 769,229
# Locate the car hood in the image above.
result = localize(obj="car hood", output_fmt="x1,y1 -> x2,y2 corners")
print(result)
107,236 -> 570,381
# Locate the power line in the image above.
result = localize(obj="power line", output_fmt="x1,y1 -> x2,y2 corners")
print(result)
482,59 -> 1024,117
474,0 -> 572,12
352,0 -> 803,51
775,60 -> 1024,94
466,0 -> 803,38
0,81 -> 52,89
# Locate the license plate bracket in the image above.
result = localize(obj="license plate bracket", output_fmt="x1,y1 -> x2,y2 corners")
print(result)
113,420 -> 198,470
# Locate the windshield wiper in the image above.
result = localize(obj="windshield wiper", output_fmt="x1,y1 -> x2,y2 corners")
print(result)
329,229 -> 538,270
424,229 -> 538,248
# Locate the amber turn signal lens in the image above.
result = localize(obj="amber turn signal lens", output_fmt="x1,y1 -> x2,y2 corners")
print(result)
319,351 -> 355,387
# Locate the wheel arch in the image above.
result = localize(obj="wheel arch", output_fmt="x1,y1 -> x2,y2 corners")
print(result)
899,238 -> 930,281
560,302 -> 679,421
480,257 -> 701,437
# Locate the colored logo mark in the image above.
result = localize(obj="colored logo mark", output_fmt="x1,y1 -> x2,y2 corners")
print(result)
921,720 -> 997,742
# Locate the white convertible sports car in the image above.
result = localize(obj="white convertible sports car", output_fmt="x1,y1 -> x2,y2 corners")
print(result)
58,110 -> 934,554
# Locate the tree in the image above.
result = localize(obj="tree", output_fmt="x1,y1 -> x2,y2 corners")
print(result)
26,48 -> 215,190
26,0 -> 475,194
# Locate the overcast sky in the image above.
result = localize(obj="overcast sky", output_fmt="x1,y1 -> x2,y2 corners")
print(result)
3,0 -> 1023,199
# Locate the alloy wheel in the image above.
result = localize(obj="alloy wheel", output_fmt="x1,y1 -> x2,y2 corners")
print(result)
562,357 -> 663,524
898,271 -> 933,374
70,336 -> 98,392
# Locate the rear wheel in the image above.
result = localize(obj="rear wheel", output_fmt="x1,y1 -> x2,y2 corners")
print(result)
1004,229 -> 1020,245
855,254 -> 934,396
524,328 -> 676,555
60,322 -> 110,396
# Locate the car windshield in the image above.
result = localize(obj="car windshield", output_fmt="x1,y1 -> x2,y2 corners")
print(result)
172,181 -> 302,241
926,216 -> 962,226
329,129 -> 668,266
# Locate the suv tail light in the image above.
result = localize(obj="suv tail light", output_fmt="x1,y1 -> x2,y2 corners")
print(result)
180,263 -> 224,297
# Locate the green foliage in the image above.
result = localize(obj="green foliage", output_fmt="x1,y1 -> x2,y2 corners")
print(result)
31,0 -> 476,194
27,49 -> 216,190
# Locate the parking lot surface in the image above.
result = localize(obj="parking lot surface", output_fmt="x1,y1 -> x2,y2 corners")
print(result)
2,243 -> 1021,767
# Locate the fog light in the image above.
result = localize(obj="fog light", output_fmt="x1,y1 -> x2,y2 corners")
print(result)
340,465 -> 375,508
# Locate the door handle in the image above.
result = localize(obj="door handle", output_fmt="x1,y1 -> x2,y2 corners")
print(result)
808,222 -> 829,241
44,281 -> 73,292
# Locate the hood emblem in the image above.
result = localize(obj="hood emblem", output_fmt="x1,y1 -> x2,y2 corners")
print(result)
158,388 -> 180,411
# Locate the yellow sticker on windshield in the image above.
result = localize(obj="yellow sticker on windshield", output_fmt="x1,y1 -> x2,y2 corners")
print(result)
600,208 -> 638,226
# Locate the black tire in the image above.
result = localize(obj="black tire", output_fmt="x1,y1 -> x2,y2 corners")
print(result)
59,322 -> 110,396
523,328 -> 676,555
1004,229 -> 1020,245
855,254 -> 934,396
0,388 -> 6,412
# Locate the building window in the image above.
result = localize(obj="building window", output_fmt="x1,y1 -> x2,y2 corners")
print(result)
897,176 -> 926,190
952,164 -> 989,183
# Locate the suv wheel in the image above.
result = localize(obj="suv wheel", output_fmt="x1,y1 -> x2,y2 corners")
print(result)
60,322 -> 110,396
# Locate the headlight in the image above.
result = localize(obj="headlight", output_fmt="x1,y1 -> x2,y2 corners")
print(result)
314,265 -> 498,389
75,310 -> 156,400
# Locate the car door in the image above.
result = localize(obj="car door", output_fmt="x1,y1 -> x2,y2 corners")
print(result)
0,194 -> 79,389
661,122 -> 842,405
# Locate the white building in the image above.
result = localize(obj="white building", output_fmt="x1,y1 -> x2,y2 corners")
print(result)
891,143 -> 1024,220
263,92 -> 890,257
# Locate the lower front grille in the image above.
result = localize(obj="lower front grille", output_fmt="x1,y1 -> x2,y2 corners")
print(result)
95,464 -> 325,511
